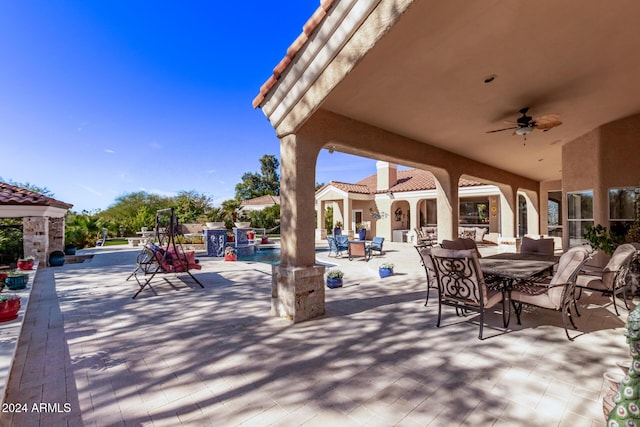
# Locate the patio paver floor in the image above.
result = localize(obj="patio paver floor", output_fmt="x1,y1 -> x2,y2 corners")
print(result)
0,242 -> 630,426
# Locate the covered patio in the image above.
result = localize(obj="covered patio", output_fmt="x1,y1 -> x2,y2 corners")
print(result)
254,0 -> 640,322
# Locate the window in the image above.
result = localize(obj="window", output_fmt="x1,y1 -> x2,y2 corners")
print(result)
609,187 -> 640,236
548,191 -> 563,238
567,191 -> 593,246
459,198 -> 489,225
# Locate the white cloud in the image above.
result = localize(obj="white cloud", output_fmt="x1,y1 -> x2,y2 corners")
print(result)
104,149 -> 115,154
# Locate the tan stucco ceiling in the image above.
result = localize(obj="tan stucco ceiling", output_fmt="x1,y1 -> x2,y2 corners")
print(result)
319,0 -> 640,182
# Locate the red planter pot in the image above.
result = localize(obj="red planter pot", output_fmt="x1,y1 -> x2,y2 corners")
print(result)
0,298 -> 20,322
224,254 -> 237,262
17,260 -> 34,270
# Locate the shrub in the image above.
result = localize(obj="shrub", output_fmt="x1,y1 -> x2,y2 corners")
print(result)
326,269 -> 343,279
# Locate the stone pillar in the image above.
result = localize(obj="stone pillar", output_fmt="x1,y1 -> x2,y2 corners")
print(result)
22,217 -> 49,265
272,133 -> 325,322
49,217 -> 65,254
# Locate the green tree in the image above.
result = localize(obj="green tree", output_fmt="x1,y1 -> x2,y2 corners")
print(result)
65,211 -> 102,248
248,205 -> 280,231
99,191 -> 171,236
235,154 -> 280,200
173,191 -> 212,224
220,199 -> 245,228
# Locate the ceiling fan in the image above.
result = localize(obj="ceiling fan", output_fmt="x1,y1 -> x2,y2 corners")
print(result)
486,107 -> 562,137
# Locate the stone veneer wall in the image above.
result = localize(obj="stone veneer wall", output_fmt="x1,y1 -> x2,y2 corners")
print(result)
22,216 -> 65,265
23,217 -> 49,265
48,217 -> 65,254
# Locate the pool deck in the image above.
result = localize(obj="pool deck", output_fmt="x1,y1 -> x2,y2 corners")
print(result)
0,241 -> 631,426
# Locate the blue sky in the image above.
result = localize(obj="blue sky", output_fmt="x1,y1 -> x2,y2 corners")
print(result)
0,1 -> 381,212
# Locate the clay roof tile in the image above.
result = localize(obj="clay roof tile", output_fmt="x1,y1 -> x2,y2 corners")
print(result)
0,182 -> 73,209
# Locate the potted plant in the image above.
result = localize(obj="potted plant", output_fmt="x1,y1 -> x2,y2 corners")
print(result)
17,256 -> 35,270
584,224 -> 622,256
49,250 -> 66,267
326,269 -> 344,288
379,262 -> 395,278
333,221 -> 343,237
224,246 -> 237,262
0,294 -> 20,322
357,223 -> 367,241
64,244 -> 77,256
5,271 -> 28,290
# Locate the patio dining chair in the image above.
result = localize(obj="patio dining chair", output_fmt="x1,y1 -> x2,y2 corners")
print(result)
520,236 -> 555,256
430,247 -> 508,340
510,245 -> 594,340
415,245 -> 438,306
576,243 -> 637,315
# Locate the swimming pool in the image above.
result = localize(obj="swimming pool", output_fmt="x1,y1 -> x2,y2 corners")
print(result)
238,247 -> 330,265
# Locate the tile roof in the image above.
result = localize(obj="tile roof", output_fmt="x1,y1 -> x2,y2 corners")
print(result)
240,195 -> 280,206
318,169 -> 486,195
319,181 -> 372,194
252,0 -> 335,109
0,182 -> 73,210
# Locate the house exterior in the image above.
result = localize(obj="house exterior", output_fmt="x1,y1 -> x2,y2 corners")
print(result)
254,0 -> 640,322
316,161 -> 501,243
240,195 -> 280,212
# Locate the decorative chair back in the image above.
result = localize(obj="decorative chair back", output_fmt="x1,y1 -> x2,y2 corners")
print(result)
431,248 -> 486,307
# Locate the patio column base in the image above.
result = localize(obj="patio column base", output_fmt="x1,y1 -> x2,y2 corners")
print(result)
271,264 -> 325,323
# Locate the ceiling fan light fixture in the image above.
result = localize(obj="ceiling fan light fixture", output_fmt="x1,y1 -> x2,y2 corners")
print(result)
515,127 -> 533,136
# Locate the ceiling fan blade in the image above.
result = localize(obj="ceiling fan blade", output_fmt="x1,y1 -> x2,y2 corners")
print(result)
535,120 -> 563,131
486,126 -> 519,133
533,114 -> 561,125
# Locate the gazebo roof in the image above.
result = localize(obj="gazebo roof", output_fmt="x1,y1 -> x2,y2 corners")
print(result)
0,182 -> 73,218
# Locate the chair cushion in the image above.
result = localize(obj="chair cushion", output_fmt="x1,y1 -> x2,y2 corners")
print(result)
474,227 -> 488,243
462,229 -> 476,241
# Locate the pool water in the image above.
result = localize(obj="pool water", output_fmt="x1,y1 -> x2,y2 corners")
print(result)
238,247 -> 329,265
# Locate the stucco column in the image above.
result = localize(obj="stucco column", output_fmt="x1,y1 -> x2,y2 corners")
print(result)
498,185 -> 517,238
520,190 -> 540,236
316,200 -> 326,240
272,133 -> 325,323
345,197 -> 354,239
409,199 -> 420,230
433,171 -> 456,241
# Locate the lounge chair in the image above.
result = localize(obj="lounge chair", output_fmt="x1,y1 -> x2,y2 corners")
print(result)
348,240 -> 370,261
327,236 -> 348,257
370,237 -> 385,256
